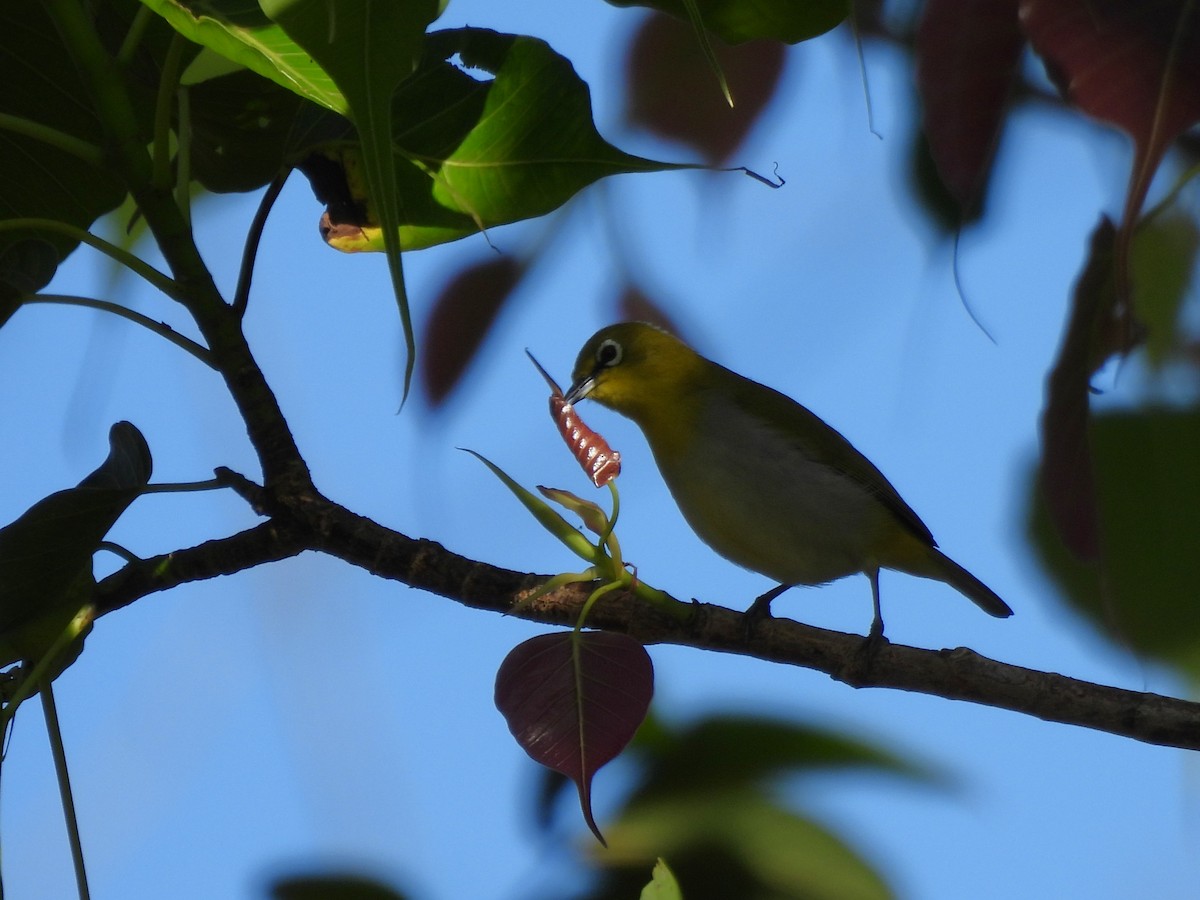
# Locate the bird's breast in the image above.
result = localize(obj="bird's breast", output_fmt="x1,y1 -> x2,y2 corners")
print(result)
645,399 -> 894,586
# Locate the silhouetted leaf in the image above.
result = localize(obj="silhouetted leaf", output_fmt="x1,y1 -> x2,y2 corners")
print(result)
625,13 -> 787,162
495,631 -> 654,844
270,872 -> 408,900
629,714 -> 937,805
916,0 -> 1024,217
0,239 -> 59,327
608,0 -> 848,45
189,69 -> 313,193
421,256 -> 523,406
0,3 -> 150,266
1039,218 -> 1117,561
1030,409 -> 1200,679
0,422 -> 152,668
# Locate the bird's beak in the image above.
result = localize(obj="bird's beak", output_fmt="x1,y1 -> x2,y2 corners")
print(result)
564,375 -> 594,405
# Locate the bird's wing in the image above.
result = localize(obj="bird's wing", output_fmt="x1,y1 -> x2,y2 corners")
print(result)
722,366 -> 938,548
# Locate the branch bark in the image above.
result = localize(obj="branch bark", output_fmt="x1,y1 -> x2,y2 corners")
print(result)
93,482 -> 1200,753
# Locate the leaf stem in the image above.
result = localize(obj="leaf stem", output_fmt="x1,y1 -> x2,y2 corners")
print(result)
153,34 -> 188,192
0,219 -> 180,299
40,681 -> 91,900
23,295 -> 215,369
116,4 -> 156,65
234,172 -> 290,318
0,114 -> 105,168
139,478 -> 227,494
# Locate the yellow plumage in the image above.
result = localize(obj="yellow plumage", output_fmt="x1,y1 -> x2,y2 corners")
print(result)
564,322 -> 1011,640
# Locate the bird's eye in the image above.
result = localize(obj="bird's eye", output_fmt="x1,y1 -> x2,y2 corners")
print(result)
596,339 -> 623,368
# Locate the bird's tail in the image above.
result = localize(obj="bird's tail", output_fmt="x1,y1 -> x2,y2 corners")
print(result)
921,549 -> 1013,618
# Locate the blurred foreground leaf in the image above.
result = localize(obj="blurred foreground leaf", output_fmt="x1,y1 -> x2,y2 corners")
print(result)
270,872 -> 408,900
1031,408 -> 1200,679
0,422 -> 151,670
607,0 -> 848,44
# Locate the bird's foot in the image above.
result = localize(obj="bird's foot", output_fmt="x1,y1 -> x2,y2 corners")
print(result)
742,584 -> 791,639
843,622 -> 888,684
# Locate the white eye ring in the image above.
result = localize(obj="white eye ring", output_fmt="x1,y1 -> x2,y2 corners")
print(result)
597,339 -> 623,368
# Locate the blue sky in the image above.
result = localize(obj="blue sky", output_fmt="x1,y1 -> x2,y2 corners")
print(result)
0,3 -> 1197,898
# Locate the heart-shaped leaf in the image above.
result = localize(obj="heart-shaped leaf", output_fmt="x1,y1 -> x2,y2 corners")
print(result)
0,422 -> 152,669
495,631 -> 654,844
916,0 -> 1025,217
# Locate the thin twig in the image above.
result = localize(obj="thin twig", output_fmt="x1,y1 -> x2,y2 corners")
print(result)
234,172 -> 290,318
91,496 -> 1200,752
41,681 -> 91,900
23,295 -> 215,369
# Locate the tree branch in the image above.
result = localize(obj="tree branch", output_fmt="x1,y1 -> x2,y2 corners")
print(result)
93,486 -> 1200,753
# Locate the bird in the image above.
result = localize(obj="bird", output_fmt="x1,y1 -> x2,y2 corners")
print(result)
563,322 -> 1012,642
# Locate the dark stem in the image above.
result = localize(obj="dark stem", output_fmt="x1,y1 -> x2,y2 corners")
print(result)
92,491 -> 1200,753
233,171 -> 290,318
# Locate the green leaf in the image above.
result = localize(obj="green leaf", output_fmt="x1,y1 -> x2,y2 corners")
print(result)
0,3 -> 145,270
307,29 -> 691,252
461,449 -> 602,564
606,0 -> 849,45
628,714 -> 938,805
1131,210 -> 1200,368
1030,409 -> 1200,679
640,859 -> 683,900
538,487 -> 612,537
261,0 -> 441,401
0,422 -> 152,669
141,0 -> 349,114
601,791 -> 891,900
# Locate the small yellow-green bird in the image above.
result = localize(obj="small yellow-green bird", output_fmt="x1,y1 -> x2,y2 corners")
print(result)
564,322 -> 1012,640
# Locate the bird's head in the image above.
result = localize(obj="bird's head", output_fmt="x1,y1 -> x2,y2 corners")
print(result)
565,322 -> 702,420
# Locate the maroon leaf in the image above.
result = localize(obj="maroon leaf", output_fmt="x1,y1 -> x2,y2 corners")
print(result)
420,256 -> 524,406
1020,0 -> 1200,320
616,284 -> 685,337
625,12 -> 786,163
916,0 -> 1024,216
1039,217 -> 1119,561
495,631 -> 654,844
1020,0 -> 1200,154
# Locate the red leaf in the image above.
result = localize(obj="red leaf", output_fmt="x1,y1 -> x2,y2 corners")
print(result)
916,0 -> 1025,214
1039,217 -> 1119,561
494,631 -> 654,844
1020,0 -> 1200,342
624,13 -> 786,163
420,256 -> 524,406
1019,0 -> 1200,152
616,284 -> 685,337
